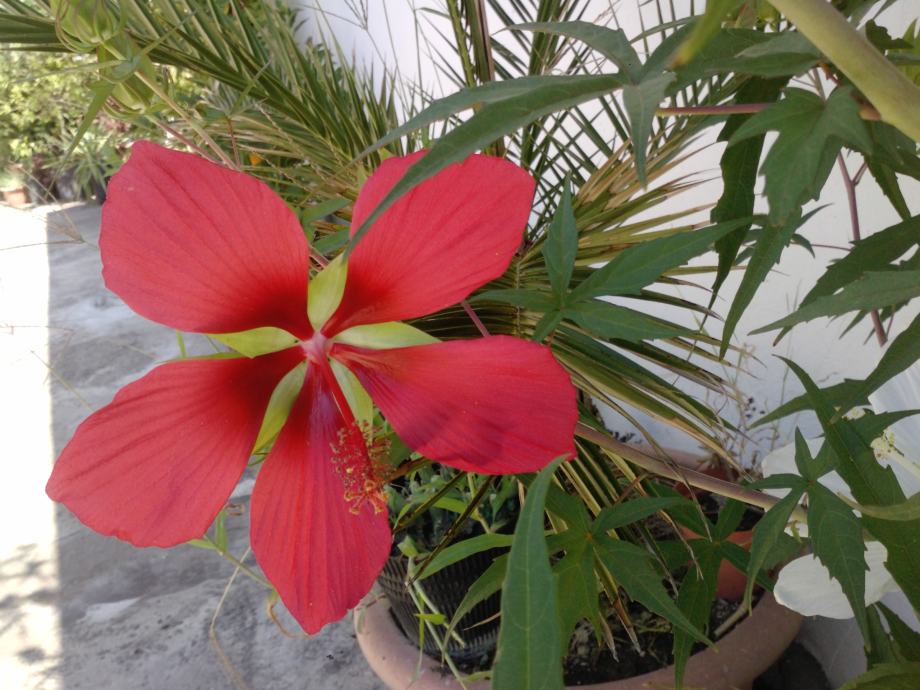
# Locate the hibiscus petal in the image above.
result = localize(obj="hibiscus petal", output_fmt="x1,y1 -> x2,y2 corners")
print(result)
324,152 -> 535,333
101,141 -> 312,337
250,366 -> 391,634
46,349 -> 303,547
333,336 -> 577,474
774,542 -> 898,619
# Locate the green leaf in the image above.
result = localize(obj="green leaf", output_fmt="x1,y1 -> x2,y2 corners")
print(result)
730,88 -> 872,223
745,486 -> 806,608
754,270 -> 920,333
622,72 -> 675,186
210,327 -> 298,358
445,554 -> 508,639
334,322 -> 438,349
845,493 -> 920,522
349,74 -> 625,251
783,360 -> 920,616
554,542 -> 600,656
357,75 -> 584,158
492,459 -> 564,690
308,254 -> 347,330
472,288 -> 555,312
542,179 -> 577,302
867,605 -> 900,666
720,219 -> 797,356
417,533 -> 513,580
253,363 -> 307,452
840,662 -> 920,689
300,197 -> 349,224
730,32 -> 821,77
879,602 -> 920,661
532,311 -> 563,342
807,483 -> 869,636
710,77 -> 788,303
563,301 -> 692,342
593,496 -> 689,533
673,0 -> 743,67
513,21 -> 642,81
593,538 -> 708,645
849,313 -> 920,406
571,218 -> 750,302
672,543 -> 720,689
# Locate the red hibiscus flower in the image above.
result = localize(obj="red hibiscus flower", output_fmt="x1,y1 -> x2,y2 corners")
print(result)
46,141 -> 578,633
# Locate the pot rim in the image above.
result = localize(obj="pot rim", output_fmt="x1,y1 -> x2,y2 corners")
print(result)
354,590 -> 802,690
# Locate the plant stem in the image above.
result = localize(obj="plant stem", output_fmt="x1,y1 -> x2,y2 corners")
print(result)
461,299 -> 490,337
836,153 -> 887,346
656,102 -> 879,119
575,422 -> 808,522
768,0 -> 920,142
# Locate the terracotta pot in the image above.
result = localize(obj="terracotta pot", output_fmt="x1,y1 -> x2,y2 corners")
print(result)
355,591 -> 801,690
678,525 -> 755,602
2,186 -> 29,208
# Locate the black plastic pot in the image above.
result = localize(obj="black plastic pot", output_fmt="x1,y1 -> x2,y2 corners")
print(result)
376,547 -> 502,665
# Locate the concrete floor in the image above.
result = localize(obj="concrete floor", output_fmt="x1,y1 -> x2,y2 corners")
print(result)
1,202 -> 385,690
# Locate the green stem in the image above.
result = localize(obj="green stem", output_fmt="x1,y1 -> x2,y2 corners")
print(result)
769,0 -> 920,142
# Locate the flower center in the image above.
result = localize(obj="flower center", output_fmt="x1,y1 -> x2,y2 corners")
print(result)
299,332 -> 329,363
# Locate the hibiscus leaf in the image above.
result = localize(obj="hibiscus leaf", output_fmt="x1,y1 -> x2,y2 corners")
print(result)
806,484 -> 870,637
745,467 -> 807,609
729,87 -> 872,224
839,662 -> 920,689
562,302 -> 693,342
350,73 -> 625,251
878,602 -> 920,662
728,32 -> 821,78
593,537 -> 708,645
622,71 -> 675,185
867,605 -> 900,666
512,22 -> 642,81
492,458 -> 564,690
542,178 -> 577,302
848,313 -> 920,407
753,270 -> 920,334
709,77 -> 788,305
673,0 -> 743,67
554,541 -> 601,657
672,542 -> 720,690
784,358 -> 920,615
570,218 -> 751,302
533,311 -> 563,342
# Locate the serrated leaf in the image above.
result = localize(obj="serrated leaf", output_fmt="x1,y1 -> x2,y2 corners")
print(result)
514,21 -> 642,81
542,179 -> 577,301
622,72 -> 675,186
730,88 -> 872,223
593,538 -> 708,645
720,219 -> 797,356
672,543 -> 720,689
867,604 -> 900,666
710,77 -> 788,303
848,313 -> 920,406
492,458 -> 564,690
350,74 -> 625,251
784,360 -> 920,616
745,483 -> 806,609
807,483 -> 869,636
554,542 -> 600,656
571,218 -> 750,302
879,602 -> 920,661
563,301 -> 692,342
754,270 -> 920,333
